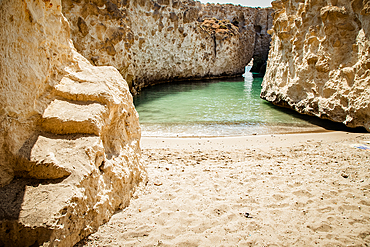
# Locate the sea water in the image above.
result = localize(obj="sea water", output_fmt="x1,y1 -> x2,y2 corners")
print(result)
133,67 -> 327,137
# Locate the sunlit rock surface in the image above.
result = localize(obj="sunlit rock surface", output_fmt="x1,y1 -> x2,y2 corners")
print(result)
261,0 -> 370,131
0,0 -> 144,246
62,0 -> 273,93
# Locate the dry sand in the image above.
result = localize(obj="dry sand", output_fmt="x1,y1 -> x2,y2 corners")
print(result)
78,131 -> 370,246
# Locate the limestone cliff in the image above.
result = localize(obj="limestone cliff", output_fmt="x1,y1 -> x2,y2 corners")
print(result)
261,0 -> 370,131
0,0 -> 144,246
62,0 -> 273,93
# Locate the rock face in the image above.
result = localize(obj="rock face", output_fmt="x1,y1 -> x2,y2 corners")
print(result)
0,0 -> 144,246
261,0 -> 370,131
249,8 -> 274,74
62,0 -> 273,93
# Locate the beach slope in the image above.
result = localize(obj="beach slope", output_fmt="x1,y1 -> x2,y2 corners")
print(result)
78,132 -> 370,246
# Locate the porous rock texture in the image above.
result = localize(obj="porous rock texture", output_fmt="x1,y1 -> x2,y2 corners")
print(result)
261,0 -> 370,131
62,0 -> 273,93
0,0 -> 144,246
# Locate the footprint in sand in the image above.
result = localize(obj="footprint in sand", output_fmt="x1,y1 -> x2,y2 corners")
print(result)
316,206 -> 334,213
293,189 -> 313,197
272,193 -> 287,201
307,222 -> 332,232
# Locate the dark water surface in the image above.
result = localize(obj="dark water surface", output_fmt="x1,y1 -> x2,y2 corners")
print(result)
133,68 -> 330,137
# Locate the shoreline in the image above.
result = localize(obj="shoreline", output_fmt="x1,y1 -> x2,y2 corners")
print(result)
139,125 -> 331,139
140,129 -> 332,139
141,131 -> 367,151
138,118 -> 366,138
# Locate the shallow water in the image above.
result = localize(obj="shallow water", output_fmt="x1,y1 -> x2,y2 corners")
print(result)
133,68 -> 327,137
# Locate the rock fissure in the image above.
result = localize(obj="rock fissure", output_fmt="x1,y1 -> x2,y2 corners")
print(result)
212,33 -> 217,58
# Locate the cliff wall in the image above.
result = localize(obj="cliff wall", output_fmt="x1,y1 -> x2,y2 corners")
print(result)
261,0 -> 370,131
0,0 -> 144,246
62,0 -> 273,93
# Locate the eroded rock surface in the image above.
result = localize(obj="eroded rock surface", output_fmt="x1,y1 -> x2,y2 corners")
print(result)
62,0 -> 273,93
0,0 -> 144,246
261,0 -> 370,131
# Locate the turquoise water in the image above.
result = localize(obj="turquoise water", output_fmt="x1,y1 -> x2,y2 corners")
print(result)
133,68 -> 324,137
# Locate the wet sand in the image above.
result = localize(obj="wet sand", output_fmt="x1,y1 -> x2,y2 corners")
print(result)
78,131 -> 370,246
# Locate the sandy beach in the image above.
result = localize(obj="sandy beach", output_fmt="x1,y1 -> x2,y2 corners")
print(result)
77,131 -> 370,246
